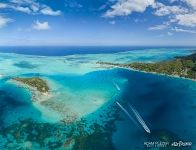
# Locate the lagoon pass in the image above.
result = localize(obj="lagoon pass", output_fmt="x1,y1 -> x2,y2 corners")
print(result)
0,47 -> 196,150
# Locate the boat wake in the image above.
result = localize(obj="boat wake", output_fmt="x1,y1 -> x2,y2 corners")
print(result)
113,80 -> 121,91
113,79 -> 150,134
116,101 -> 151,134
128,103 -> 151,133
116,102 -> 138,126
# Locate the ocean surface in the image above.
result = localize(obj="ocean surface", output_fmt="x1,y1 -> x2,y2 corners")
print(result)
0,46 -> 195,150
0,46 -> 196,56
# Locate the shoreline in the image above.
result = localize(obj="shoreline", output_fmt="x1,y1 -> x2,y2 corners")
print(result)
102,64 -> 196,82
97,51 -> 196,82
10,79 -> 50,103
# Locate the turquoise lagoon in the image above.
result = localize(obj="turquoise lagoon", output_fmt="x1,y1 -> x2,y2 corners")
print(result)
0,47 -> 196,149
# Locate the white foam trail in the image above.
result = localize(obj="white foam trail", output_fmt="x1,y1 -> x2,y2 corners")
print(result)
116,102 -> 138,126
128,103 -> 151,134
113,81 -> 120,91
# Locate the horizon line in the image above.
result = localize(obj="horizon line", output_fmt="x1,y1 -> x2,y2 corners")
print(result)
0,45 -> 196,47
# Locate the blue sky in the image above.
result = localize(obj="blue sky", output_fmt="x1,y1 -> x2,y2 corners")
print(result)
0,0 -> 196,46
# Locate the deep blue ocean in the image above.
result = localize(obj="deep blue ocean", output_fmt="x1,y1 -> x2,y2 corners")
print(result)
0,46 -> 195,56
112,69 -> 196,150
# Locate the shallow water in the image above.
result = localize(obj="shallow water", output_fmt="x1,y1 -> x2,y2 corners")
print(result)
0,47 -> 195,149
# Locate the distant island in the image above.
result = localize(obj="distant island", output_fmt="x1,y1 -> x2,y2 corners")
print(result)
13,77 -> 49,93
97,52 -> 196,80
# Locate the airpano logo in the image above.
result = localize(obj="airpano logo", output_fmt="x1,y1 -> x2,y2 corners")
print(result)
171,141 -> 192,147
144,141 -> 169,148
144,141 -> 192,148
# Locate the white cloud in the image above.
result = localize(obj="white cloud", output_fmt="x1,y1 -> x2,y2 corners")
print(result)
10,0 -> 31,4
12,6 -> 32,14
33,20 -> 50,30
103,0 -> 196,29
172,27 -> 196,33
103,0 -> 155,18
185,0 -> 196,8
0,16 -> 13,28
0,3 -> 7,8
153,2 -> 188,16
152,1 -> 196,28
175,13 -> 196,27
30,4 -> 39,12
1,0 -> 61,16
148,22 -> 169,30
40,7 -> 61,16
103,0 -> 196,34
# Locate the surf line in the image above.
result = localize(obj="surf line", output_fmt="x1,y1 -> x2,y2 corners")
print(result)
116,101 -> 151,134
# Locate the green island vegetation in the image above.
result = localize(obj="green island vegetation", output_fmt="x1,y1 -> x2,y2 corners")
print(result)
13,77 -> 49,93
97,52 -> 196,80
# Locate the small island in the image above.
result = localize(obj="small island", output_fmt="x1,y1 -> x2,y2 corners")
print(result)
97,52 -> 196,80
13,77 -> 49,93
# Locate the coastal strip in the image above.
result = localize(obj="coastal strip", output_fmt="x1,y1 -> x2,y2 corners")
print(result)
12,77 -> 49,93
97,52 -> 196,81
